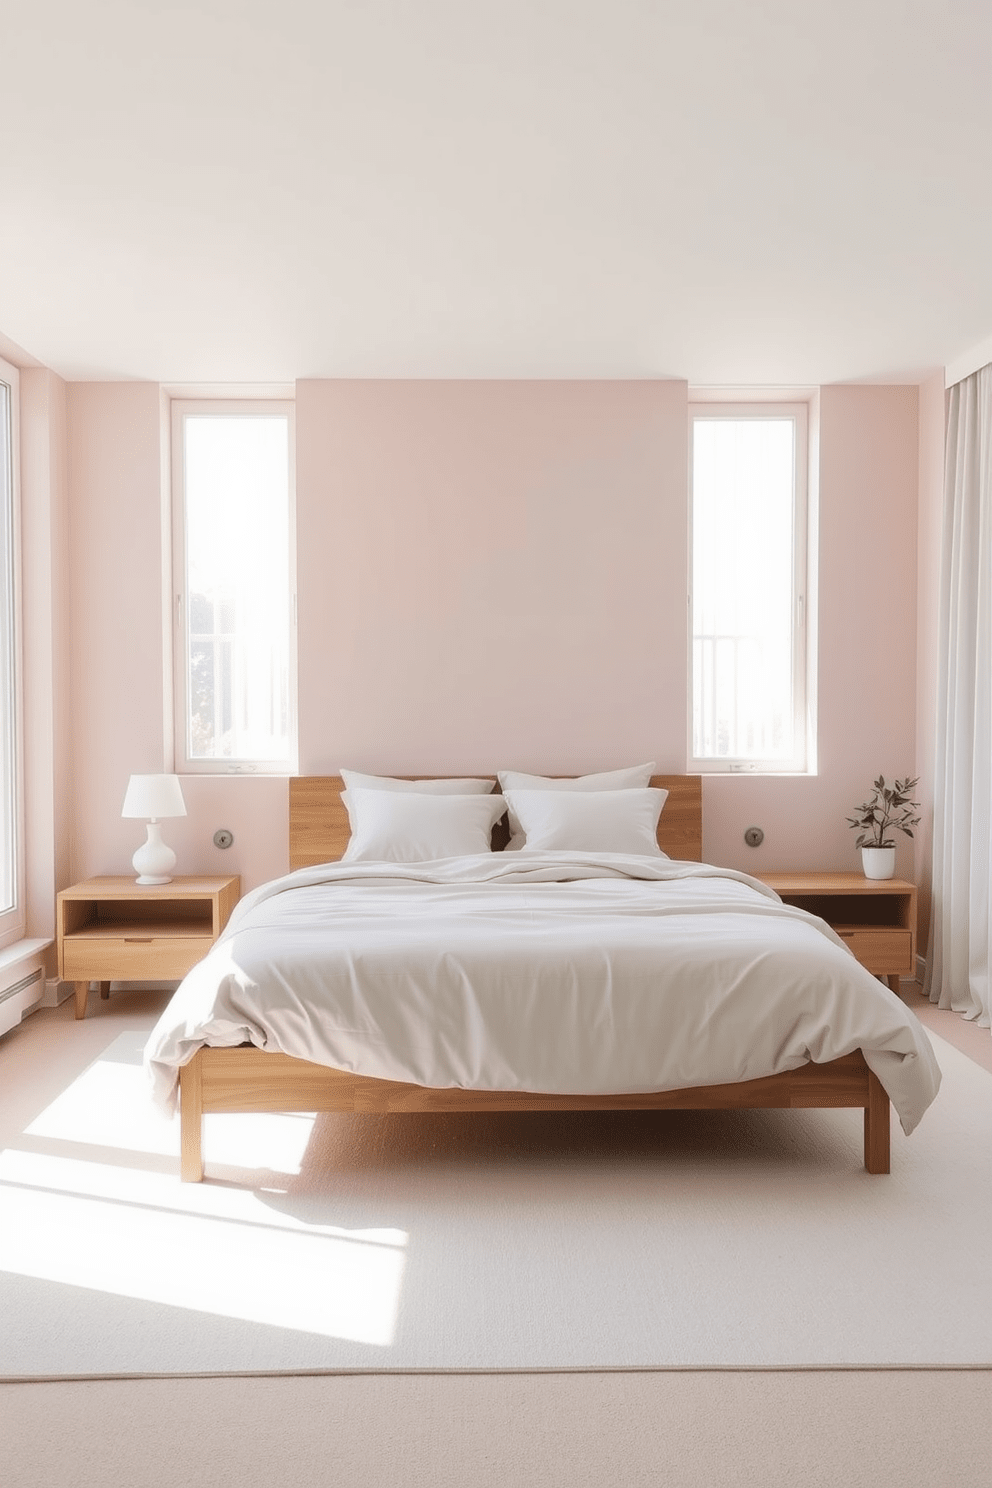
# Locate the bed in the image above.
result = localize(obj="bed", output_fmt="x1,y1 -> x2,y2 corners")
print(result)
148,774 -> 941,1181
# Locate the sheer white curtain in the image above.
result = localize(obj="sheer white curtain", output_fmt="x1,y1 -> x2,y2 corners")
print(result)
925,363 -> 992,1026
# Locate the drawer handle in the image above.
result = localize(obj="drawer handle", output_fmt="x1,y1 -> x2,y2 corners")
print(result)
124,936 -> 153,943
838,931 -> 855,939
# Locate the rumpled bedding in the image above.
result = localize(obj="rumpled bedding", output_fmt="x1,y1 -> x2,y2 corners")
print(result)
144,853 -> 941,1134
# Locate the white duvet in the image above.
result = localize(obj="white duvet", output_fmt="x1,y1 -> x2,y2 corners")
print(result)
144,854 -> 941,1134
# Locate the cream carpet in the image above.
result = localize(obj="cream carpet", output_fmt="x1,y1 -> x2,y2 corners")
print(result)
1,1006 -> 991,1377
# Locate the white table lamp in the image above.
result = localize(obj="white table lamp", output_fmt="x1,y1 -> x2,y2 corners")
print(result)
122,774 -> 187,884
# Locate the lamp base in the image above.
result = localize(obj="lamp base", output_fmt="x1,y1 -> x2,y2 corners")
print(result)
132,821 -> 177,885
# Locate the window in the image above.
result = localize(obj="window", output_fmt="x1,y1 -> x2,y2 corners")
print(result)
0,354 -> 23,948
689,402 -> 810,773
172,401 -> 296,773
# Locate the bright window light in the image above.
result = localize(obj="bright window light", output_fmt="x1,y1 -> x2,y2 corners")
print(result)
174,403 -> 295,772
690,405 -> 809,772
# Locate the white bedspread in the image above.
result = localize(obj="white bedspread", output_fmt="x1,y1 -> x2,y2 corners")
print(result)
144,854 -> 941,1134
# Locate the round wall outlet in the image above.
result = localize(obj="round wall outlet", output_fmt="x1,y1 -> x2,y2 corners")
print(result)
213,829 -> 234,850
744,826 -> 764,848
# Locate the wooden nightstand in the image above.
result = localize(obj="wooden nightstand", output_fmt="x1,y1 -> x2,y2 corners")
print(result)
57,875 -> 241,1020
757,872 -> 916,991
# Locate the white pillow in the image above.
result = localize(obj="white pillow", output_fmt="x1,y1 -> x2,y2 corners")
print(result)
341,769 -> 495,794
502,787 -> 669,856
342,788 -> 508,863
497,762 -> 656,849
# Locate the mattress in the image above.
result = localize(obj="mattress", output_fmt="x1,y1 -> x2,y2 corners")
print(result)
143,852 -> 941,1134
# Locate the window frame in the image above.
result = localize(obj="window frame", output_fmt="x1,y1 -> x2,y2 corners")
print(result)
688,399 -> 811,775
0,354 -> 24,949
171,398 -> 298,776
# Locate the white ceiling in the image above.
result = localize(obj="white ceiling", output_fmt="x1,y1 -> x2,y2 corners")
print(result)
2,0 -> 991,385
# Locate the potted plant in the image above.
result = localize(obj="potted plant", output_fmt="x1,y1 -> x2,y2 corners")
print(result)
847,776 -> 921,879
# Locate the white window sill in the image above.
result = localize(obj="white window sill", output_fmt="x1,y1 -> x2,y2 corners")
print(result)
0,937 -> 51,975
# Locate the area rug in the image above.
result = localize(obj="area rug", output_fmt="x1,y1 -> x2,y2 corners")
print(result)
1,1028 -> 990,1377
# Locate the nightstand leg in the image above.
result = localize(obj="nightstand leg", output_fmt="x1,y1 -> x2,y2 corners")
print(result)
74,981 -> 88,1019
99,981 -> 111,1000
885,974 -> 902,994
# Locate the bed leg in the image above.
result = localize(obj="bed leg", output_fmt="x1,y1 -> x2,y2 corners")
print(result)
179,1055 -> 205,1182
864,1071 -> 890,1174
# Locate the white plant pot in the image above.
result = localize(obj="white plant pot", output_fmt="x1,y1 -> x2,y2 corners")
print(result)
861,846 -> 896,880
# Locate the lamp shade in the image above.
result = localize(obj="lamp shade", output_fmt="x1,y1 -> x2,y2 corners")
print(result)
122,773 -> 187,820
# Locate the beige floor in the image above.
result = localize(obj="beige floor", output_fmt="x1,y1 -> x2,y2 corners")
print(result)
899,980 -> 992,1075
2,985 -> 991,1486
3,1368 -> 992,1488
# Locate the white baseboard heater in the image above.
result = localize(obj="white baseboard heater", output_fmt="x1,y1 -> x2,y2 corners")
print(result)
0,947 -> 46,1038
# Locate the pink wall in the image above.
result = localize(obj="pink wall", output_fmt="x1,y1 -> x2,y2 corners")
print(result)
296,379 -> 688,776
48,376 -> 923,899
21,368 -> 70,952
66,384 -> 167,883
297,379 -> 920,874
703,385 -> 920,872
64,383 -> 290,891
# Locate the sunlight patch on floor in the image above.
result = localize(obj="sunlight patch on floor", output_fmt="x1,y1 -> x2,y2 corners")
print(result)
2,1050 -> 408,1347
24,1057 -> 319,1174
0,1147 -> 404,1240
0,1146 -> 408,1346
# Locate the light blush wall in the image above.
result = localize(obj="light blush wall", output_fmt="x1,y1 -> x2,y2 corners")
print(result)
296,380 -> 689,775
21,368 -> 70,954
56,376 -> 922,896
914,371 -> 947,957
66,377 -> 691,895
65,384 -> 289,891
703,385 -> 920,873
157,775 -> 290,890
66,383 -> 167,882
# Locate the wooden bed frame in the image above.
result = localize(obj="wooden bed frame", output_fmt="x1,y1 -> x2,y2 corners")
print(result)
178,775 -> 890,1180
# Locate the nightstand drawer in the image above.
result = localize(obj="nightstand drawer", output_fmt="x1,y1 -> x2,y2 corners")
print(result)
62,935 -> 214,981
834,926 -> 913,974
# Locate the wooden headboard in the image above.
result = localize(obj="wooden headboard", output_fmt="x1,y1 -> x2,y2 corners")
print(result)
289,775 -> 703,869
